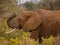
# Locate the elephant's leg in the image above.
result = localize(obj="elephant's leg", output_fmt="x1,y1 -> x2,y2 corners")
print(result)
30,27 -> 40,41
38,36 -> 42,43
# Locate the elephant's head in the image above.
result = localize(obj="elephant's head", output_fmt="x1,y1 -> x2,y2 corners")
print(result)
7,11 -> 41,32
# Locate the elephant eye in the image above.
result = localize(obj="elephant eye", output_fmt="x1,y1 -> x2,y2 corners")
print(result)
29,30 -> 32,32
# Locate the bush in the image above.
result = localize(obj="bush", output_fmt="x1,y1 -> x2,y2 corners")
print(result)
24,1 -> 36,10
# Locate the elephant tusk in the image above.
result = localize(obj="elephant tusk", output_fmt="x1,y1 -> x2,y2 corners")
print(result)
5,28 -> 17,34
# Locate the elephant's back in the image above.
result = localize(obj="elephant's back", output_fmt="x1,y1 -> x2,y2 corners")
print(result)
40,10 -> 60,38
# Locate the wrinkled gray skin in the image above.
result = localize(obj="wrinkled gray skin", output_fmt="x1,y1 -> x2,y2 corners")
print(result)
7,10 -> 60,43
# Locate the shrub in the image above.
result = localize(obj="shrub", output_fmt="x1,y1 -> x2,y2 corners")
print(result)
24,1 -> 36,10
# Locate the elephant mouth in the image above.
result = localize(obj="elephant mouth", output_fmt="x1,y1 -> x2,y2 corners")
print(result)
29,30 -> 32,32
18,25 -> 23,29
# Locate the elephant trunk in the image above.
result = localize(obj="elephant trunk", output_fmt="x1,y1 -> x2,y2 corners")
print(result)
7,14 -> 16,28
6,14 -> 17,34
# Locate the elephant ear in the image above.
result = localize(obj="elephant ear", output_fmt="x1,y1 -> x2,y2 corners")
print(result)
23,11 -> 41,32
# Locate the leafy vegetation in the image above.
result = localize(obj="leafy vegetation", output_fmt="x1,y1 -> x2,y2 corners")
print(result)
24,1 -> 36,10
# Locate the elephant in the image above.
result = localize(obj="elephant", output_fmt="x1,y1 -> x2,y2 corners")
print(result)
7,9 -> 60,43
